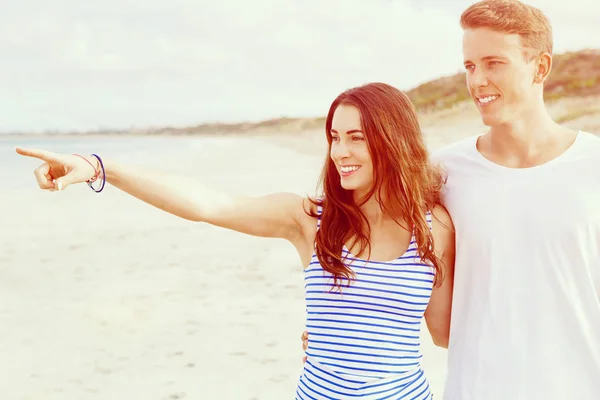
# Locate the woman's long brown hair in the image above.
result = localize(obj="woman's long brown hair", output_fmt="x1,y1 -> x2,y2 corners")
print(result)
306,82 -> 446,289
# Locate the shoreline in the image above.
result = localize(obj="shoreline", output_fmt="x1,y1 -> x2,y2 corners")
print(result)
3,94 -> 599,140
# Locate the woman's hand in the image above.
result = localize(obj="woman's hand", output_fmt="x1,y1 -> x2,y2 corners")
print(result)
15,147 -> 97,191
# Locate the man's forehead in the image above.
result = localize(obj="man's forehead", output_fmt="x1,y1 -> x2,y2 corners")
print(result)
462,29 -> 523,59
463,28 -> 522,45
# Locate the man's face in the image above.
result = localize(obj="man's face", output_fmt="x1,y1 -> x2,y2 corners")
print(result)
463,27 -> 541,127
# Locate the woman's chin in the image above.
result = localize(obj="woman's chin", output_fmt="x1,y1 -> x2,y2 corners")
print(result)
340,179 -> 360,191
340,181 -> 371,198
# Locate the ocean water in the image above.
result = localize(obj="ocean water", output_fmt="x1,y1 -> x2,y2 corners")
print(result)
0,134 -> 325,196
0,135 -> 214,192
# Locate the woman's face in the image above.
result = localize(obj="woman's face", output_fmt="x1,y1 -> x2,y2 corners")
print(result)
329,104 -> 374,197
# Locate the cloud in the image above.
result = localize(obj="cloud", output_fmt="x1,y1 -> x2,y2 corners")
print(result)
1,0 -> 598,131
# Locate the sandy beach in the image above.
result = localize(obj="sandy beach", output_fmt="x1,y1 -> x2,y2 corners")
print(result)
1,102 -> 598,399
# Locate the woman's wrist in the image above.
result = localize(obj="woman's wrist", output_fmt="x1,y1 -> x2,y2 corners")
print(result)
85,154 -> 107,193
72,153 -> 99,182
89,155 -> 102,181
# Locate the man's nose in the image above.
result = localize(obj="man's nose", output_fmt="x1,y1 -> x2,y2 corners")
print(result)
470,67 -> 489,89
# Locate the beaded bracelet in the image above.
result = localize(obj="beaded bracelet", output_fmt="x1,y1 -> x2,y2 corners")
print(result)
88,154 -> 106,193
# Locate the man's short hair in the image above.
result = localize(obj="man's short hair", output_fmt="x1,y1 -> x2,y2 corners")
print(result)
460,0 -> 553,60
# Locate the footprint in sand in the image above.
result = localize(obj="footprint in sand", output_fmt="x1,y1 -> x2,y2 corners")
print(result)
269,374 -> 288,383
95,366 -> 112,375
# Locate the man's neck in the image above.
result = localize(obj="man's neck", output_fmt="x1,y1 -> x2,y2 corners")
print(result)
479,108 -> 577,168
490,119 -> 556,153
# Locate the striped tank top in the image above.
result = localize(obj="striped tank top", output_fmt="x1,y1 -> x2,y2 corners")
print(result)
296,205 -> 434,399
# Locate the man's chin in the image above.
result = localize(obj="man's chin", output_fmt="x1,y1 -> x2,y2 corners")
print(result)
478,113 -> 503,127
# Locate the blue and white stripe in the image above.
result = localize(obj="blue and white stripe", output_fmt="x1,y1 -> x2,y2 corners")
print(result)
296,206 -> 434,399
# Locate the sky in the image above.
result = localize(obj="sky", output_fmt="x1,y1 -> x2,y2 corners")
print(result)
2,0 -> 599,132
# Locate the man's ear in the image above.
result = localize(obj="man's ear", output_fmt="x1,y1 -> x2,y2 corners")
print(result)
534,52 -> 552,84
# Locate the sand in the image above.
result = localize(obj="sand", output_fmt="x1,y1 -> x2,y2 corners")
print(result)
0,133 -> 450,399
2,105 -> 598,399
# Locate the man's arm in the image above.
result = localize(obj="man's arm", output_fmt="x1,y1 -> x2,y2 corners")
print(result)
424,204 -> 456,348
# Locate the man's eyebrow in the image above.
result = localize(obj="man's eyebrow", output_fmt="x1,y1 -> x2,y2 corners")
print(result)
464,55 -> 508,64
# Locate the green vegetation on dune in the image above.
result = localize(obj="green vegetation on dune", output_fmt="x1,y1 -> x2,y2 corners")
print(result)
406,73 -> 470,111
555,107 -> 600,124
544,49 -> 600,99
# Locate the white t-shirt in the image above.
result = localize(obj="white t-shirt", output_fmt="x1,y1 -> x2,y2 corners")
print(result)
432,131 -> 600,400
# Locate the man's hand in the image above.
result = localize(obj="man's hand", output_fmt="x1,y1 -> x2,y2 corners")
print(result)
301,330 -> 308,363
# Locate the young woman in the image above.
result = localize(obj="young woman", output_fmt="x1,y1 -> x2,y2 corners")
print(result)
16,82 -> 455,399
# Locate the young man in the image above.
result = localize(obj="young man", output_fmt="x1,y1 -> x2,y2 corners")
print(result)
433,1 -> 600,399
299,0 -> 600,398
